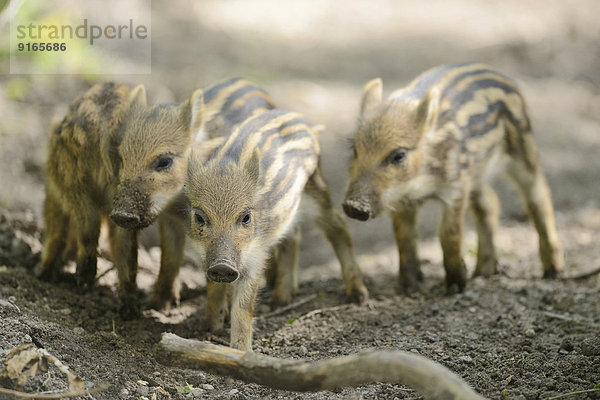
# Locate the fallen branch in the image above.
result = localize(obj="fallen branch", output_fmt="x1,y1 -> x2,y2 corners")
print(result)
207,334 -> 230,347
159,332 -> 486,400
258,294 -> 318,320
298,303 -> 350,321
0,384 -> 108,399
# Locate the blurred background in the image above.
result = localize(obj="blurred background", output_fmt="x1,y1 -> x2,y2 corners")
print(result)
1,0 -> 599,282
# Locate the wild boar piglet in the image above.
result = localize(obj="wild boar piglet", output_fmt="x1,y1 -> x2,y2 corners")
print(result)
186,109 -> 368,351
343,62 -> 563,294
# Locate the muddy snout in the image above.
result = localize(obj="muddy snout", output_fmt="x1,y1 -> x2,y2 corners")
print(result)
109,210 -> 141,229
343,198 -> 375,221
207,261 -> 240,283
110,181 -> 153,229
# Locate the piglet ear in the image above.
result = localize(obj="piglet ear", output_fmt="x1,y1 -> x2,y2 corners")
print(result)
245,149 -> 261,184
418,87 -> 440,130
360,78 -> 383,115
187,89 -> 205,136
129,84 -> 147,107
187,137 -> 226,185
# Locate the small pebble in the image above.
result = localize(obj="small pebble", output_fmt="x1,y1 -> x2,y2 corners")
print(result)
459,355 -> 473,364
524,328 -> 535,338
73,327 -> 85,335
228,389 -> 240,395
60,308 -> 71,315
201,383 -> 214,390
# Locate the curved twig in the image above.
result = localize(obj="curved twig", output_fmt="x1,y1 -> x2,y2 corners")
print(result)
0,384 -> 108,399
159,332 -> 485,400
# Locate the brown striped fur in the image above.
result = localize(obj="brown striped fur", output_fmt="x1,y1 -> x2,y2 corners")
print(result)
39,82 -> 131,292
343,63 -> 563,294
39,78 -> 276,318
186,109 -> 368,351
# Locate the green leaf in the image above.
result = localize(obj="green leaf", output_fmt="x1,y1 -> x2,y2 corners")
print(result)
287,317 -> 297,324
177,383 -> 195,394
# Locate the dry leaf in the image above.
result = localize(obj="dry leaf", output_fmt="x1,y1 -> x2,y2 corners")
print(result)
0,344 -> 45,387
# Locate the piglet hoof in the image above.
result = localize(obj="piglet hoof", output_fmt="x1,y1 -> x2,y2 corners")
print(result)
347,283 -> 369,305
416,267 -> 424,282
398,275 -> 420,296
36,263 -> 58,282
473,258 -> 498,278
148,293 -> 179,312
398,261 -> 422,296
445,263 -> 467,294
118,293 -> 142,320
204,318 -> 226,334
270,292 -> 293,310
542,267 -> 560,279
75,273 -> 95,289
119,302 -> 141,320
37,265 -> 76,285
149,285 -> 180,312
75,256 -> 97,289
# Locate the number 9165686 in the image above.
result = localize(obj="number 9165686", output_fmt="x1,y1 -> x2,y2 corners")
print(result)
17,42 -> 67,52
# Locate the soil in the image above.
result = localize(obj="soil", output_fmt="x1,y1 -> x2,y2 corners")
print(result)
1,1 -> 600,399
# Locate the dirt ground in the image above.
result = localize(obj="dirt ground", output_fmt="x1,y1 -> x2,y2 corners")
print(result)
1,1 -> 600,399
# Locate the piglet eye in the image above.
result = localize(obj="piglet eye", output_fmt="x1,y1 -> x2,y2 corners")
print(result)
194,213 -> 205,227
241,211 -> 251,226
155,156 -> 173,171
390,149 -> 407,165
